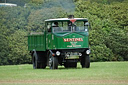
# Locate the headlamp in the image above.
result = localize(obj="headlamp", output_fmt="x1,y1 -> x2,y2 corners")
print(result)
56,51 -> 60,56
86,50 -> 91,55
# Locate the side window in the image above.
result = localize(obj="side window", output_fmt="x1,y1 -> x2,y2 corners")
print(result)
62,22 -> 70,31
84,22 -> 89,32
52,22 -> 63,33
75,21 -> 84,31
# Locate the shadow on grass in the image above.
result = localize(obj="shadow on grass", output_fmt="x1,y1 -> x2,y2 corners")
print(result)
42,66 -> 87,70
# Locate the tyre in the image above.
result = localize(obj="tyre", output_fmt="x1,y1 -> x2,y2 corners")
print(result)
33,55 -> 36,69
80,55 -> 90,68
32,51 -> 46,69
32,54 -> 40,69
48,53 -> 58,69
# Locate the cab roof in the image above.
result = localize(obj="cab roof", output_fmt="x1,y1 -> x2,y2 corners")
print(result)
45,18 -> 88,22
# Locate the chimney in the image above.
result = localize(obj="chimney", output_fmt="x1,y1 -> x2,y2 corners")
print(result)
68,15 -> 74,19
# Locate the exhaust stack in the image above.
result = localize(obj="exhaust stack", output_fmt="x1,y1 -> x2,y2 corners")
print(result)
68,15 -> 74,19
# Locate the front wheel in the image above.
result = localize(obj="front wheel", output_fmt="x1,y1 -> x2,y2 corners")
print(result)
80,55 -> 90,68
49,53 -> 58,69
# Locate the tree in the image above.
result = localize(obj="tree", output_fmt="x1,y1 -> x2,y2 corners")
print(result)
0,26 -> 10,65
74,0 -> 128,61
27,7 -> 67,32
8,30 -> 31,65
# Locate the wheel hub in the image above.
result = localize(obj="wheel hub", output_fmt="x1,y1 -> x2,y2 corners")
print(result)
49,56 -> 53,67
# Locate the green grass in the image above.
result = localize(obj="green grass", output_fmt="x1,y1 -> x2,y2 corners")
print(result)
0,62 -> 128,85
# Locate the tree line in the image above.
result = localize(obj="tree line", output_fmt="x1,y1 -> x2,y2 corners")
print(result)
0,0 -> 128,65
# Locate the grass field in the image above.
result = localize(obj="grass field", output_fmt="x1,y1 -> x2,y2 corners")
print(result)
0,62 -> 128,85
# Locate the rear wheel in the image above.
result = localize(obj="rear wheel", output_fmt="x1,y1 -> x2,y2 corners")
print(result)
49,53 -> 58,69
32,52 -> 46,69
80,55 -> 90,68
33,54 -> 40,69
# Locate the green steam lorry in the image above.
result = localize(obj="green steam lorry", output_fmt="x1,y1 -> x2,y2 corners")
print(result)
28,16 -> 91,69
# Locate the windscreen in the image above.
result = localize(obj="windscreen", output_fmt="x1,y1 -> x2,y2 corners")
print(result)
52,21 -> 89,33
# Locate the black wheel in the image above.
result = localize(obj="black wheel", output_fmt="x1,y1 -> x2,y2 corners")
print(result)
80,55 -> 90,68
49,53 -> 58,69
32,52 -> 47,69
33,55 -> 36,69
32,54 -> 40,69
64,62 -> 77,68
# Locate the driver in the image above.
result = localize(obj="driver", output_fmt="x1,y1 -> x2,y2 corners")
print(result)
52,22 -> 62,32
53,22 -> 59,27
48,22 -> 59,32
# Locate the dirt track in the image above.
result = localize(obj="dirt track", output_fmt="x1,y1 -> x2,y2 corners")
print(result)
0,79 -> 128,84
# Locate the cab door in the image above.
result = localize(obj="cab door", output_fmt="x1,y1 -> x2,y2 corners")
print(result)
46,22 -> 53,49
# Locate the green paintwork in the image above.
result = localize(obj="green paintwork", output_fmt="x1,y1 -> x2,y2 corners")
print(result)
28,31 -> 89,51
46,32 -> 89,50
28,18 -> 89,51
28,32 -> 46,51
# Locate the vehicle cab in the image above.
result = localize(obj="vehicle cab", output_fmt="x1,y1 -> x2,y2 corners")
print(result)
45,15 -> 90,69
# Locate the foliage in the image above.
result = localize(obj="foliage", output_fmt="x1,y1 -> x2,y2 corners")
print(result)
75,0 -> 128,61
0,25 -> 10,65
0,0 -> 128,65
8,30 -> 31,65
27,7 -> 66,32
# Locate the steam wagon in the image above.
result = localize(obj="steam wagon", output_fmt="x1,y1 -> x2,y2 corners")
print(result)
28,15 -> 91,69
